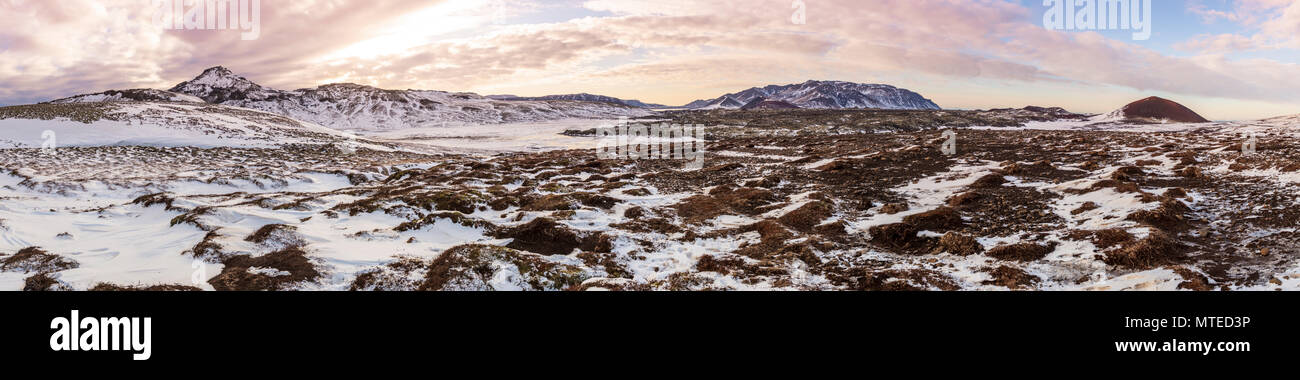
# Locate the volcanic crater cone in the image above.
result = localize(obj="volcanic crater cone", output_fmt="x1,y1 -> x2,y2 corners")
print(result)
1104,96 -> 1210,123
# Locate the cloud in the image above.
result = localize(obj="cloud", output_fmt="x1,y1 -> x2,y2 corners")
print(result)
0,0 -> 442,103
1188,0 -> 1293,24
1175,33 -> 1260,52
1181,0 -> 1300,52
0,0 -> 1297,118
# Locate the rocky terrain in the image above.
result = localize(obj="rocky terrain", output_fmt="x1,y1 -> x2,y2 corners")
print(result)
3,107 -> 1298,291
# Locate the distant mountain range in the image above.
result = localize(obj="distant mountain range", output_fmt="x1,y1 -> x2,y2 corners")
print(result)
160,67 -> 653,130
490,93 -> 667,108
42,67 -> 653,130
33,69 -> 964,132
491,80 -> 943,111
683,80 -> 941,110
978,106 -> 1090,121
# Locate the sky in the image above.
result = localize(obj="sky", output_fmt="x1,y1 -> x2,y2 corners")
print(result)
1,0 -> 1299,120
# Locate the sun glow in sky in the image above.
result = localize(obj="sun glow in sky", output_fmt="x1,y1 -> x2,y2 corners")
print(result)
322,1 -> 501,61
1,0 -> 1299,120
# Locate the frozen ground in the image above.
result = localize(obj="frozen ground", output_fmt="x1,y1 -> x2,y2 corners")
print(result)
361,119 -> 626,153
2,109 -> 1299,291
0,102 -> 383,149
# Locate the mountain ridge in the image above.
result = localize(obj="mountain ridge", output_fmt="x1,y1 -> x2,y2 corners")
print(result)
0,101 -> 371,149
492,93 -> 666,108
155,67 -> 655,130
47,89 -> 204,104
684,80 -> 940,110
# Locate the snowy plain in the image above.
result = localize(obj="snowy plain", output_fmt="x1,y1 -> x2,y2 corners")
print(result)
3,106 -> 1300,291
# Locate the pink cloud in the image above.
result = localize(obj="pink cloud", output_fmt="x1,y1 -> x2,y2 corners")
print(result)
0,0 -> 1297,118
1181,0 -> 1300,52
1188,0 -> 1294,24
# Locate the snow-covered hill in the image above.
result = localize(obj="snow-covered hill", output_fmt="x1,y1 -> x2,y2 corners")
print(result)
0,101 -> 378,149
47,89 -> 204,104
167,67 -> 654,130
1089,96 -> 1210,124
685,80 -> 940,110
694,96 -> 747,110
1260,113 -> 1300,125
493,93 -> 665,108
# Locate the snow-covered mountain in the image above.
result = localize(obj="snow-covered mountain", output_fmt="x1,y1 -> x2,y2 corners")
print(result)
494,93 -> 666,108
167,67 -> 276,103
684,80 -> 940,110
166,67 -> 653,130
0,101 -> 375,149
47,89 -> 204,104
692,96 -> 747,110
